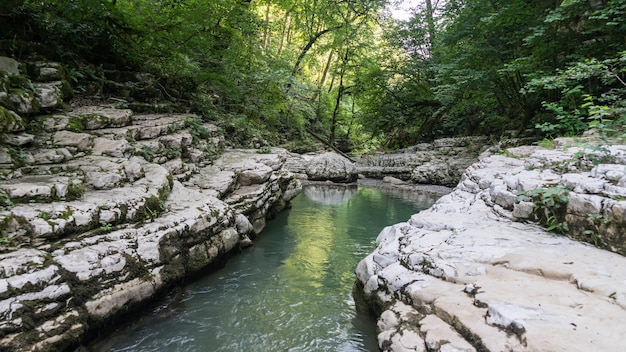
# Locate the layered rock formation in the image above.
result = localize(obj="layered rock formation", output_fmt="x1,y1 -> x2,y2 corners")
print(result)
356,137 -> 491,187
0,60 -> 302,351
355,140 -> 626,351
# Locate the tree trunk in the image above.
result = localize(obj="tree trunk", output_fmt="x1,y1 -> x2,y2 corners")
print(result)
331,49 -> 349,145
277,10 -> 291,58
315,50 -> 334,122
262,2 -> 271,52
425,0 -> 436,50
290,26 -> 341,77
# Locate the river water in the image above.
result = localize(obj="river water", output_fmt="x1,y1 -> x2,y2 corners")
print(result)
90,185 -> 437,352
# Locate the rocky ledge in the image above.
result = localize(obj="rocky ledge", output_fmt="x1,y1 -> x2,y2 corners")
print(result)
0,106 -> 301,351
355,136 -> 492,187
355,139 -> 626,351
0,57 -> 305,351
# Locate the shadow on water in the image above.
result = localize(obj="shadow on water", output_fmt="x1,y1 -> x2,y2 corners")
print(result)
89,184 -> 437,352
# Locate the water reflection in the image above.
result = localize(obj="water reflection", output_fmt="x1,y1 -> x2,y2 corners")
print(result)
304,185 -> 358,205
90,186 -> 437,352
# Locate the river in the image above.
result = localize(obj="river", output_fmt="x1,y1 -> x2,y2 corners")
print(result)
90,184 -> 437,352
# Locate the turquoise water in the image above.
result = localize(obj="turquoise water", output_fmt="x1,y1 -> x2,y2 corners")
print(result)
91,185 -> 437,352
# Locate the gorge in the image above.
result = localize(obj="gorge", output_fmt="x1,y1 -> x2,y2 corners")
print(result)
2,56 -> 626,352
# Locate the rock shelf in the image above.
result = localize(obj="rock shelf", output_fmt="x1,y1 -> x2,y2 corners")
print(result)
356,141 -> 626,352
0,102 -> 301,350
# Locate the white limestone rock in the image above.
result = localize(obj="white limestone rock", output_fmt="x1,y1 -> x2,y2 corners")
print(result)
53,130 -> 93,152
238,163 -> 273,186
85,171 -> 122,190
383,176 -> 407,185
357,142 -> 626,352
70,106 -> 133,129
306,152 -> 357,183
34,81 -> 64,108
92,137 -> 131,158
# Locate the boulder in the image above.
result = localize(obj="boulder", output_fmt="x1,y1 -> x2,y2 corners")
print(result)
305,152 -> 357,183
382,176 -> 406,185
0,57 -> 20,75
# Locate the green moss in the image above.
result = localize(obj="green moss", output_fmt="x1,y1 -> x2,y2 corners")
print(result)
79,113 -> 109,128
0,105 -> 24,132
6,146 -> 31,168
0,190 -> 12,208
66,181 -> 85,200
60,207 -> 74,220
122,254 -> 150,280
67,116 -> 85,132
142,195 -> 166,221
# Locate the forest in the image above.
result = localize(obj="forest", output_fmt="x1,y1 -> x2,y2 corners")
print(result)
1,0 -> 625,151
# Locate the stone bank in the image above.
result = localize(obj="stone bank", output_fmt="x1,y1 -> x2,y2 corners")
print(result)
0,57 -> 302,350
355,140 -> 626,351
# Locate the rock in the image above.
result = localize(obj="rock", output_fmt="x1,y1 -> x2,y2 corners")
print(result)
306,152 -> 357,183
0,98 -> 305,351
0,147 -> 11,166
85,171 -> 122,190
383,176 -> 406,185
356,141 -> 626,352
1,133 -> 34,146
92,137 -> 131,158
31,62 -> 65,81
34,81 -> 64,108
238,163 -> 273,186
0,107 -> 25,132
512,201 -> 534,219
0,57 -> 20,75
8,89 -> 39,115
53,130 -> 93,152
32,148 -> 71,164
357,136 -> 490,186
187,166 -> 236,198
70,106 -> 133,129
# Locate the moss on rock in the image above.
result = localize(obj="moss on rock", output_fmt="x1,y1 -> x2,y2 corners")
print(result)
0,105 -> 24,132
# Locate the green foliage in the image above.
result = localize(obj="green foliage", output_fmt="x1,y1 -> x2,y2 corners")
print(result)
3,0 -> 625,150
258,146 -> 272,154
185,116 -> 211,141
581,213 -> 612,247
143,195 -> 166,222
135,145 -> 155,162
66,180 -> 84,200
518,186 -> 570,234
537,138 -> 554,149
67,116 -> 85,132
525,52 -> 626,139
100,222 -> 113,233
37,211 -> 51,221
6,146 -> 31,168
0,191 -> 13,208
